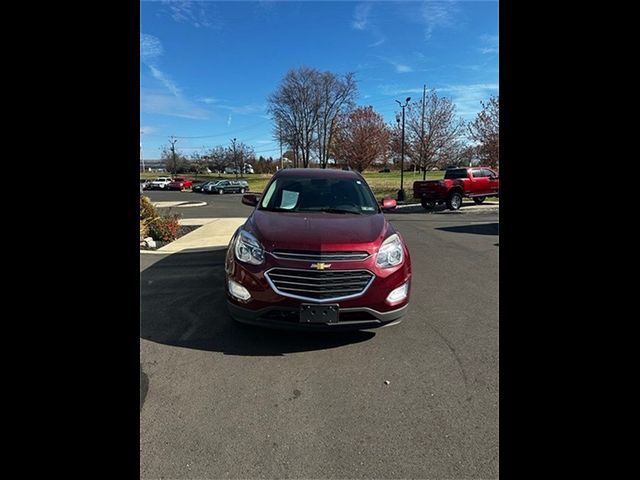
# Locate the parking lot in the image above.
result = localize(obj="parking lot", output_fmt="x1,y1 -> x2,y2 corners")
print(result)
140,191 -> 499,479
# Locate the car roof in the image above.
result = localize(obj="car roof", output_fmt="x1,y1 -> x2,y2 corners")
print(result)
274,168 -> 362,180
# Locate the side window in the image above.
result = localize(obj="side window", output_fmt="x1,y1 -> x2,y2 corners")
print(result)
484,169 -> 496,178
261,179 -> 278,208
471,169 -> 484,178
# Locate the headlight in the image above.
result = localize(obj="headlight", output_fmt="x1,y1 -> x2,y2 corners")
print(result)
234,229 -> 265,265
376,233 -> 404,268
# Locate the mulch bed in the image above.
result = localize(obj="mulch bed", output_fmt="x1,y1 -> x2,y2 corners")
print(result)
140,224 -> 201,250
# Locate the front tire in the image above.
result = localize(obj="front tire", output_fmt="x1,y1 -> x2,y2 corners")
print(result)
473,196 -> 486,205
421,198 -> 435,210
447,192 -> 462,210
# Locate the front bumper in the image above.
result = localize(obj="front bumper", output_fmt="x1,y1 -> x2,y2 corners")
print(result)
225,246 -> 412,331
227,301 -> 408,331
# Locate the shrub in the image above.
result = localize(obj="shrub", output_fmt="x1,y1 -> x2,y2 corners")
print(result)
140,195 -> 158,222
148,214 -> 180,242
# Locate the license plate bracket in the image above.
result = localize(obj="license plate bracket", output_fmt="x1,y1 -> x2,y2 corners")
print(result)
300,304 -> 339,324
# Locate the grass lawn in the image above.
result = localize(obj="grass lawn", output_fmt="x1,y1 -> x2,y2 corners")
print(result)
141,169 -> 498,203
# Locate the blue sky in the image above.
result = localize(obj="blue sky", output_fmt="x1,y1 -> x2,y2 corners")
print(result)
140,0 -> 498,160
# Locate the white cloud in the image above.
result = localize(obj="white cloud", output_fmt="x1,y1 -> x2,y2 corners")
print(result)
140,88 -> 209,120
140,126 -> 157,135
140,33 -> 163,61
140,32 -> 209,120
480,34 -> 499,45
368,37 -> 386,47
148,65 -> 181,98
352,3 -> 371,30
395,64 -> 413,73
219,103 -> 266,115
378,57 -> 414,74
437,83 -> 499,118
421,1 -> 459,40
227,114 -> 232,127
163,0 -> 215,28
198,97 -> 219,104
377,84 -> 427,96
375,83 -> 499,119
478,34 -> 499,54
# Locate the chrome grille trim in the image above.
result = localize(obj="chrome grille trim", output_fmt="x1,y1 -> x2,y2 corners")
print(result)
265,268 -> 375,302
270,250 -> 370,262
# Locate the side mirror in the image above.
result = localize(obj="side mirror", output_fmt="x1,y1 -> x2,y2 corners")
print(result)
242,194 -> 260,207
380,197 -> 397,210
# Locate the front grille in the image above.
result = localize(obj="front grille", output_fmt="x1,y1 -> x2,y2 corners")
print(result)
271,250 -> 370,262
265,268 -> 375,301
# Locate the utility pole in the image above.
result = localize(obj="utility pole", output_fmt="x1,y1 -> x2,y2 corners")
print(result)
395,97 -> 411,202
279,126 -> 283,171
230,137 -> 238,179
169,136 -> 178,176
140,131 -> 145,173
421,84 -> 426,180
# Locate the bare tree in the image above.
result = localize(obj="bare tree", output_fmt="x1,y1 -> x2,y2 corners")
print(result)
269,67 -> 358,168
468,96 -> 499,168
161,137 -> 186,175
397,89 -> 465,180
228,138 -> 256,178
334,106 -> 390,172
205,146 -> 229,175
268,67 -> 321,168
189,151 -> 207,180
316,72 -> 357,168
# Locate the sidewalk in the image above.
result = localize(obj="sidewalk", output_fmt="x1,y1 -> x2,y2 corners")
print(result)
155,217 -> 246,253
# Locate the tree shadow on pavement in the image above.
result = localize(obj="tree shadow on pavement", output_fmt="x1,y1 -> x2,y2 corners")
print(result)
140,248 -> 375,356
435,222 -> 499,235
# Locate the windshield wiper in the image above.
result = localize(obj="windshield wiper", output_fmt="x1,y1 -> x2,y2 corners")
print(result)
315,207 -> 362,215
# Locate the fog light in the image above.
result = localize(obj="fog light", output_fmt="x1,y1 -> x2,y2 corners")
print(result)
386,282 -> 408,303
228,278 -> 251,301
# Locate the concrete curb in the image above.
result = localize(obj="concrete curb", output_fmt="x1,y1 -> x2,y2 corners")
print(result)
152,201 -> 207,208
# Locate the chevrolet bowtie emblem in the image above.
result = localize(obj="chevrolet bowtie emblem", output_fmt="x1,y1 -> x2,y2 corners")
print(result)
310,262 -> 331,270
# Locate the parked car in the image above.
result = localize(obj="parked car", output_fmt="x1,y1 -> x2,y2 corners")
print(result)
140,179 -> 151,190
413,166 -> 499,210
207,180 -> 249,194
147,177 -> 173,190
166,177 -> 193,191
225,168 -> 412,331
192,181 -> 214,193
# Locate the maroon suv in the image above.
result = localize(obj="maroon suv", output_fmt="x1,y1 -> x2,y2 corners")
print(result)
225,168 -> 412,331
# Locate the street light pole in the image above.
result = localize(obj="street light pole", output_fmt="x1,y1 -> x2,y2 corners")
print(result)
395,97 -> 411,201
140,131 -> 145,173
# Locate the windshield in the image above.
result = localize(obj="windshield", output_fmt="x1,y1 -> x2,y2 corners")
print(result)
259,176 -> 379,215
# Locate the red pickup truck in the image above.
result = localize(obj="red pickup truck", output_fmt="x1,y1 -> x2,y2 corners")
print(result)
413,166 -> 499,210
167,177 -> 193,191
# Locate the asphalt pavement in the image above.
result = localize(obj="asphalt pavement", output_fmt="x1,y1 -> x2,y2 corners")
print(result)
140,191 -> 499,479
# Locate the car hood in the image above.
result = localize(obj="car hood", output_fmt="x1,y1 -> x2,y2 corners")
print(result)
247,210 -> 390,253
